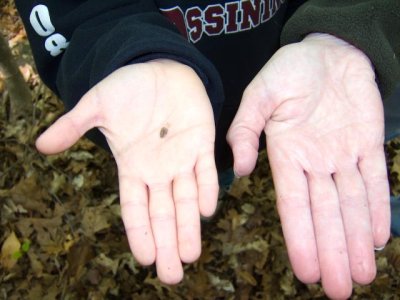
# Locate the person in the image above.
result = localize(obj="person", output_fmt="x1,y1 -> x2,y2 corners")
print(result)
14,0 -> 400,298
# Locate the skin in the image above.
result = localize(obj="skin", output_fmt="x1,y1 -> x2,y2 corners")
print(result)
36,59 -> 219,284
227,33 -> 391,299
36,34 -> 391,299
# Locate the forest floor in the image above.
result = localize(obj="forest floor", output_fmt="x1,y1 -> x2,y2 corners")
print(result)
1,1 -> 399,299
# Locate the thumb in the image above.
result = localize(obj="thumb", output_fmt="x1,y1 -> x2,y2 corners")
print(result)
36,93 -> 100,154
227,81 -> 275,177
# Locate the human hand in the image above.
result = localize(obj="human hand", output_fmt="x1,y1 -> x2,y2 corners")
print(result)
227,33 -> 390,299
36,59 -> 219,284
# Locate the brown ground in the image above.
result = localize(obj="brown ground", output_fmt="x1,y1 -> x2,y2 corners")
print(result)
1,1 -> 399,299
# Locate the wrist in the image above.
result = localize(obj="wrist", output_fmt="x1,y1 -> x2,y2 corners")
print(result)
302,33 -> 375,71
145,58 -> 204,84
302,32 -> 356,49
147,58 -> 188,67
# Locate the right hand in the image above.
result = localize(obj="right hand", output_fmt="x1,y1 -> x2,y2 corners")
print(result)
36,59 -> 219,284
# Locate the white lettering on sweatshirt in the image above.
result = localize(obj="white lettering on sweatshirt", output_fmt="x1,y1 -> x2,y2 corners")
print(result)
29,4 -> 69,57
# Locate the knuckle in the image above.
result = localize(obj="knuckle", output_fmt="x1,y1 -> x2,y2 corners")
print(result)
174,196 -> 197,205
277,193 -> 309,210
149,212 -> 175,223
148,182 -> 170,193
338,191 -> 366,208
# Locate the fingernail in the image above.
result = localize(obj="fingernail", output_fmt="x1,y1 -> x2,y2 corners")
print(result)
374,246 -> 385,251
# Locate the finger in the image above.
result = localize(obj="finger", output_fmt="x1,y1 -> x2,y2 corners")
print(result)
358,148 -> 391,248
334,167 -> 376,285
308,174 -> 352,299
195,151 -> 219,217
173,172 -> 201,263
267,144 -> 320,284
227,80 -> 275,176
36,92 -> 100,154
149,182 -> 183,284
119,176 -> 155,266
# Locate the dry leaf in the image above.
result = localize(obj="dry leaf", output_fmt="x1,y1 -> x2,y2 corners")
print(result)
228,177 -> 253,199
81,206 -> 112,236
208,274 -> 235,293
237,270 -> 257,286
8,175 -> 50,214
0,77 -> 5,93
18,63 -> 33,82
93,253 -> 119,275
8,28 -> 26,47
27,251 -> 44,277
1,231 -> 21,270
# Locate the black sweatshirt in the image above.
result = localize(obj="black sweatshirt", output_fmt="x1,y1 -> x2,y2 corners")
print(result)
15,0 -> 400,170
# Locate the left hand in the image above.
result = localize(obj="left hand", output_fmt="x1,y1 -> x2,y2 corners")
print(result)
227,33 -> 391,299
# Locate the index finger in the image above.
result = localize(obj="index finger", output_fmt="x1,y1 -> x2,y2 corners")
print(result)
267,144 -> 320,284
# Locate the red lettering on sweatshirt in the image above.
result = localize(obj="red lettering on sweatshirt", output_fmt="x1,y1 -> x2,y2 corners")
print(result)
225,2 -> 240,33
204,4 -> 225,36
241,0 -> 261,31
160,6 -> 188,40
160,0 -> 285,43
186,7 -> 203,43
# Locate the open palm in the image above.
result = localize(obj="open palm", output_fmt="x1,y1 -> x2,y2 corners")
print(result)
36,59 -> 219,284
228,34 -> 391,299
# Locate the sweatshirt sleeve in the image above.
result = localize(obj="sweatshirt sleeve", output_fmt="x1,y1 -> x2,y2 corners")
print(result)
280,0 -> 400,100
14,0 -> 224,117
